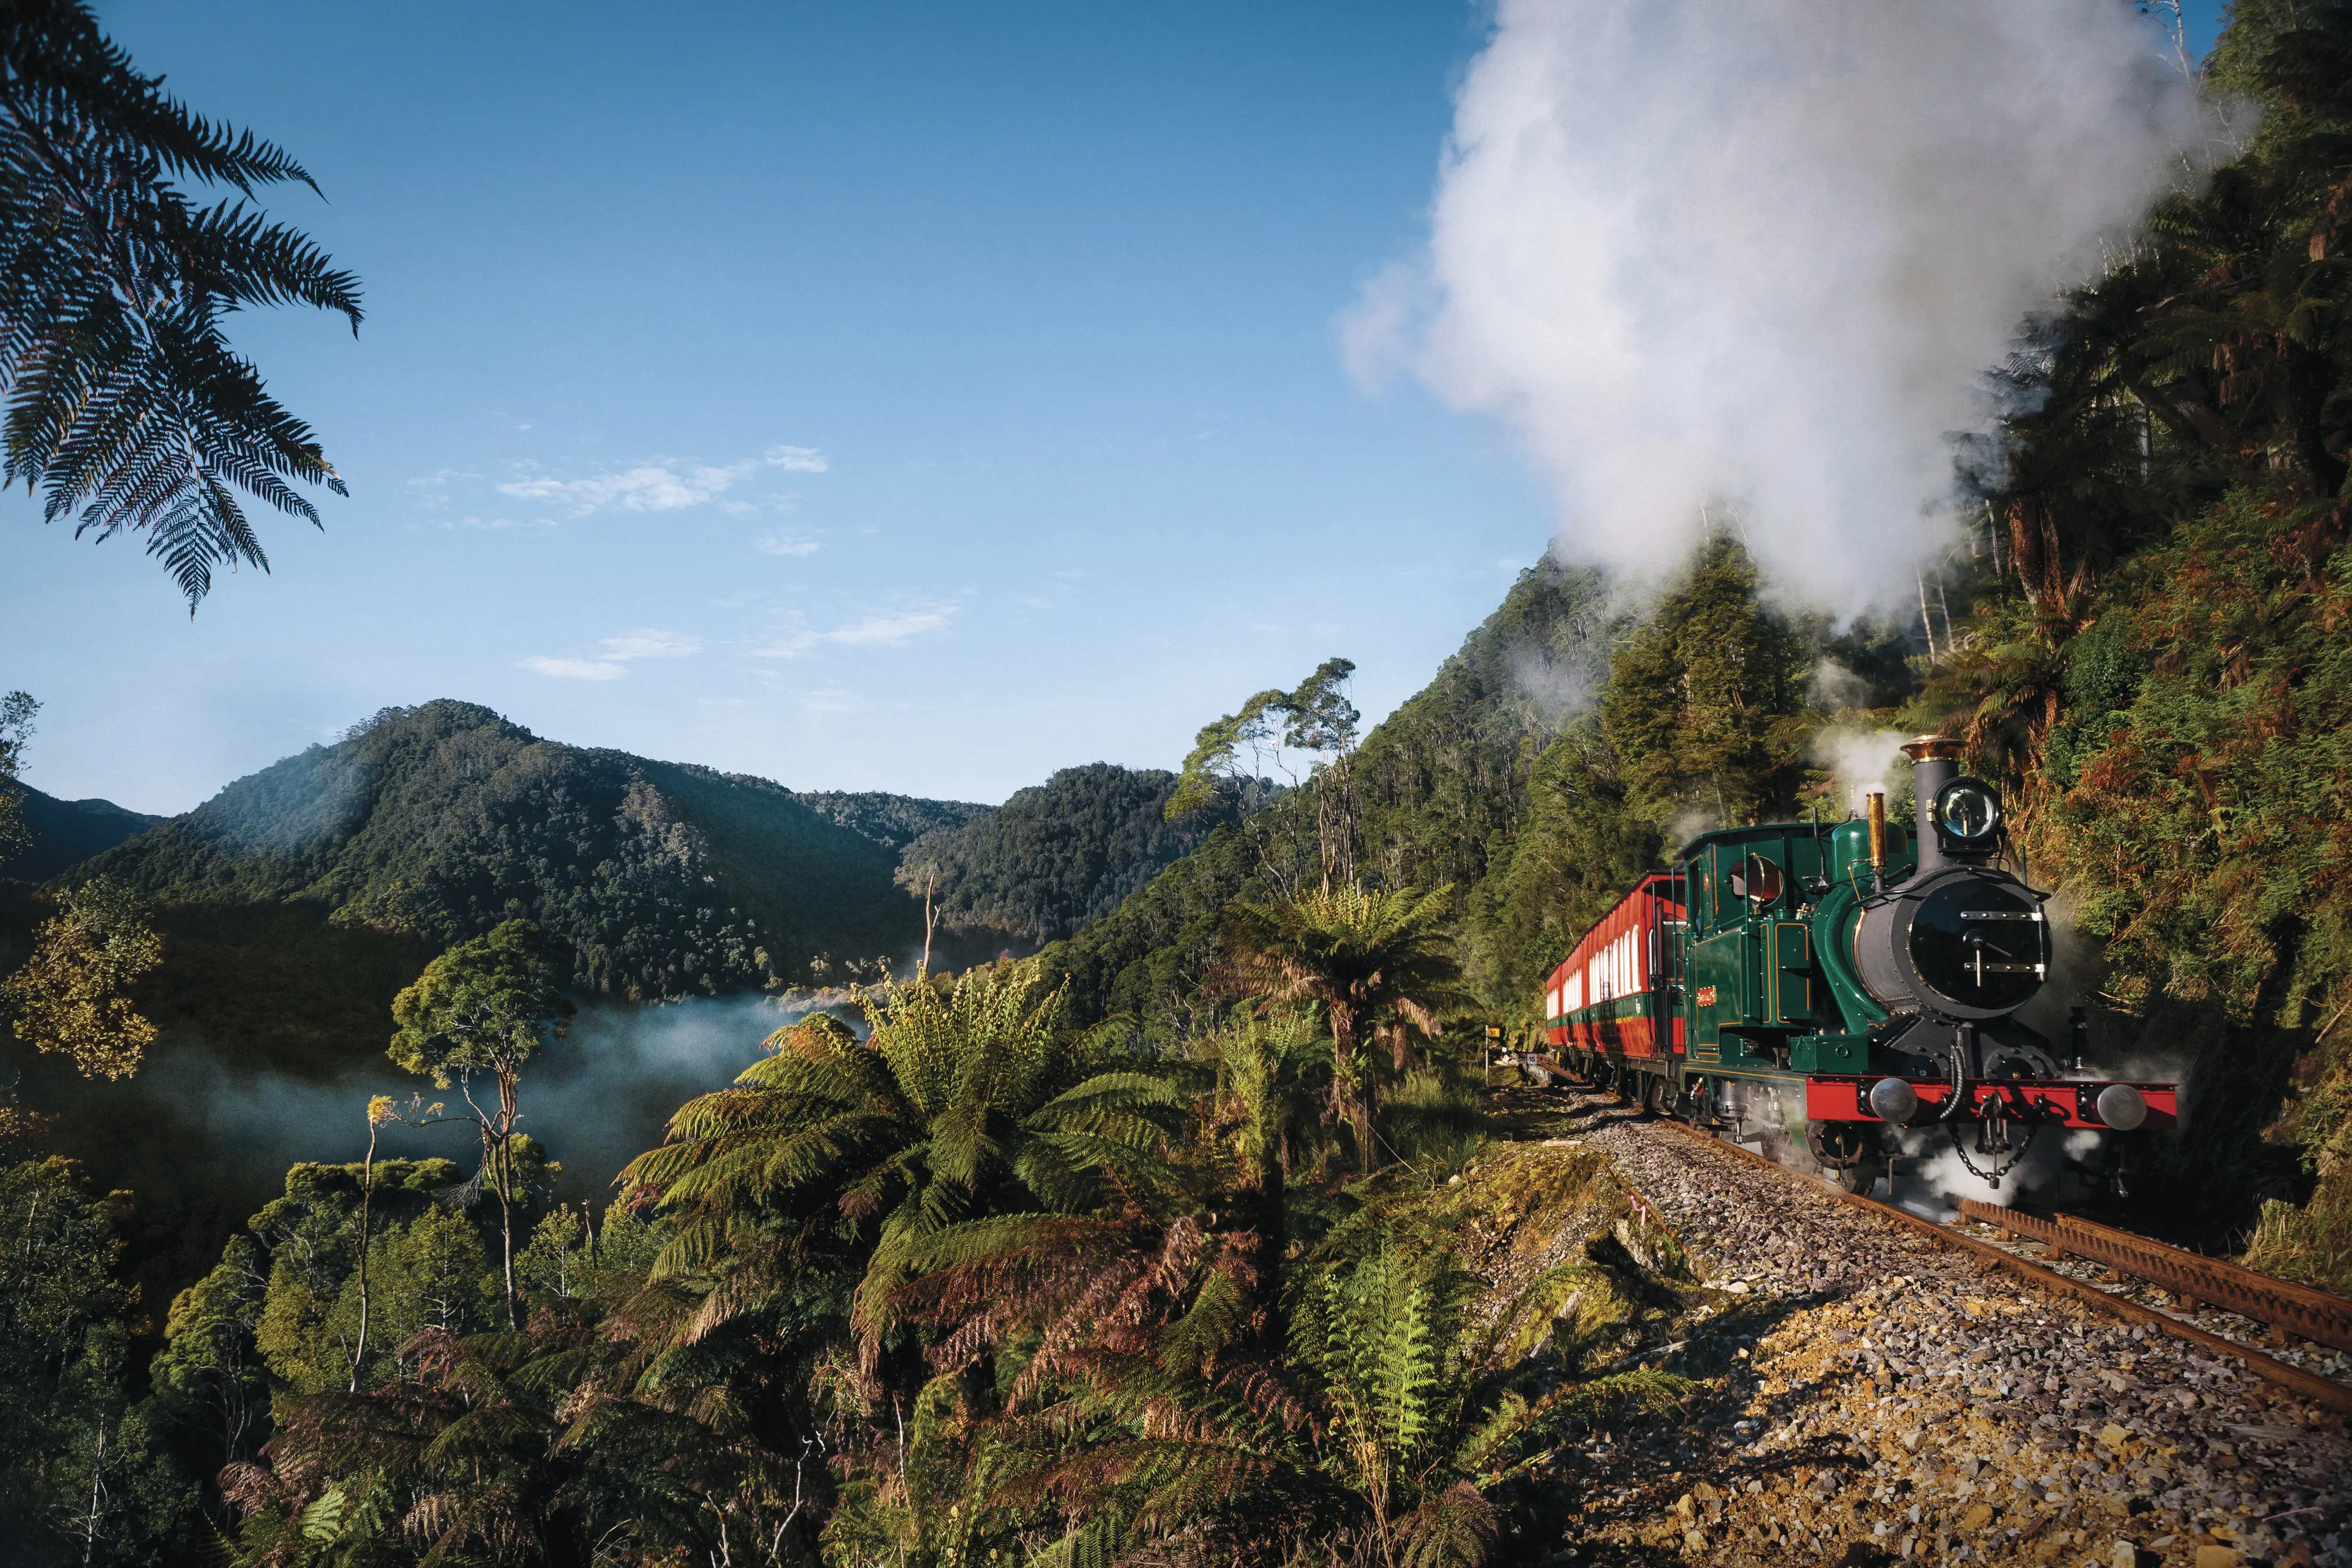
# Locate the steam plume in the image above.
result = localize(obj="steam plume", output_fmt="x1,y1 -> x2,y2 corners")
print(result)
1350,0 -> 2223,609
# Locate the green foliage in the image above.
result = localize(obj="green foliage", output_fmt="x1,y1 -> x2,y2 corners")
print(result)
1599,532 -> 1813,834
387,918 -> 572,1089
1222,883 -> 1469,1171
1923,0 -> 2352,1266
1,0 -> 363,607
896,763 -> 1224,945
515,1202 -> 590,1300
240,1157 -> 470,1392
1046,554 -> 1632,1027
0,1157 -> 196,1566
2,872 -> 163,1078
174,918 -> 1716,1567
82,699 -> 978,1001
147,1234 -> 271,1469
627,962 -> 1181,1359
0,689 -> 35,862
388,919 -> 573,1329
1462,718 -> 1661,1007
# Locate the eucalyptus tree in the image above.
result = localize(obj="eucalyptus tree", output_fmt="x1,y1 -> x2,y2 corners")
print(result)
387,919 -> 574,1329
2,0 -> 362,606
1168,657 -> 1362,894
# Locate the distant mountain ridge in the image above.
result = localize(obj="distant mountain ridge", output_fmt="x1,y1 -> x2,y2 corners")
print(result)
895,762 -> 1230,945
83,699 -> 990,998
1,785 -> 165,882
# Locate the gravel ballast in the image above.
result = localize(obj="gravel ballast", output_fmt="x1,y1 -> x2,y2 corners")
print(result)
1536,1089 -> 2352,1568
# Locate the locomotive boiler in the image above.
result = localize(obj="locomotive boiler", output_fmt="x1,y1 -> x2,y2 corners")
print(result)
1539,737 -> 2175,1195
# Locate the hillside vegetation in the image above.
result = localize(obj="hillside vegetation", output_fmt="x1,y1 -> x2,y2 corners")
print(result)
894,762 -> 1229,946
82,699 -> 990,999
1040,546 -> 1911,1038
0,785 -> 161,882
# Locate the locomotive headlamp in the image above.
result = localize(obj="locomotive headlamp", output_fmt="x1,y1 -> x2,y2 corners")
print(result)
2094,1083 -> 2148,1132
1867,1076 -> 1919,1125
1933,778 -> 2002,846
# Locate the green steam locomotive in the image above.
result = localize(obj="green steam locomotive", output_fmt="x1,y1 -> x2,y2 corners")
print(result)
1539,737 -> 2176,1196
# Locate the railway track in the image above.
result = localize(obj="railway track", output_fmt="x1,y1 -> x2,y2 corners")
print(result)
1644,1112 -> 2352,1418
1958,1199 -> 2352,1356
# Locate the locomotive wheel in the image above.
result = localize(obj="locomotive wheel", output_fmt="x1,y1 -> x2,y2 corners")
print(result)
1836,1155 -> 1886,1197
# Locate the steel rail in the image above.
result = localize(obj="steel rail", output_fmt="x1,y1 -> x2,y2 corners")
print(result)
1957,1199 -> 2352,1355
1630,1109 -> 2352,1418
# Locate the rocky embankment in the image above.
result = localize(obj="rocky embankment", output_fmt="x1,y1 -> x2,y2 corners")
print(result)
1539,1089 -> 2351,1568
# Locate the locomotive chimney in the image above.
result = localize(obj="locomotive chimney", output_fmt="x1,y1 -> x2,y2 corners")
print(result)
1902,734 -> 1965,875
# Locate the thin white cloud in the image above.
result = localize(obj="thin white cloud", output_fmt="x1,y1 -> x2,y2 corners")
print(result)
800,688 -> 864,714
755,535 -> 820,558
500,461 -> 756,514
753,606 -> 955,659
407,467 -> 477,509
521,627 -> 701,681
520,656 -> 626,681
825,609 -> 954,646
598,628 -> 701,660
496,445 -> 830,517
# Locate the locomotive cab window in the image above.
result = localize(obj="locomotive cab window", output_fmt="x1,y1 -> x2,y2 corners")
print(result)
1728,853 -> 1784,908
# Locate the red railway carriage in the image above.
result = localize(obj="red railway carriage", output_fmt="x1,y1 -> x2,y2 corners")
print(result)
1544,873 -> 1685,1059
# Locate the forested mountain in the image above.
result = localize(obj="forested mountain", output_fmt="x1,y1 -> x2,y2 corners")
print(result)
1040,553 -> 1623,1029
83,699 -> 990,998
0,785 -> 162,882
1039,549 -> 1911,1034
893,762 -> 1227,945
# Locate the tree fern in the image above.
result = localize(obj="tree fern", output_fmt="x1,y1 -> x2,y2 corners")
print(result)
1,0 -> 361,608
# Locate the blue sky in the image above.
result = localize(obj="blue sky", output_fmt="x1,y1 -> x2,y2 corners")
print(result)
1,1 -> 2231,814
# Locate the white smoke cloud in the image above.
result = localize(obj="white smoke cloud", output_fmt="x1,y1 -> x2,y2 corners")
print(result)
1812,725 -> 1910,816
1353,0 -> 2224,610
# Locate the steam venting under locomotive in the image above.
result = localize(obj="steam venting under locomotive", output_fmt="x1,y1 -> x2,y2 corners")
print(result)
1539,737 -> 2176,1196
